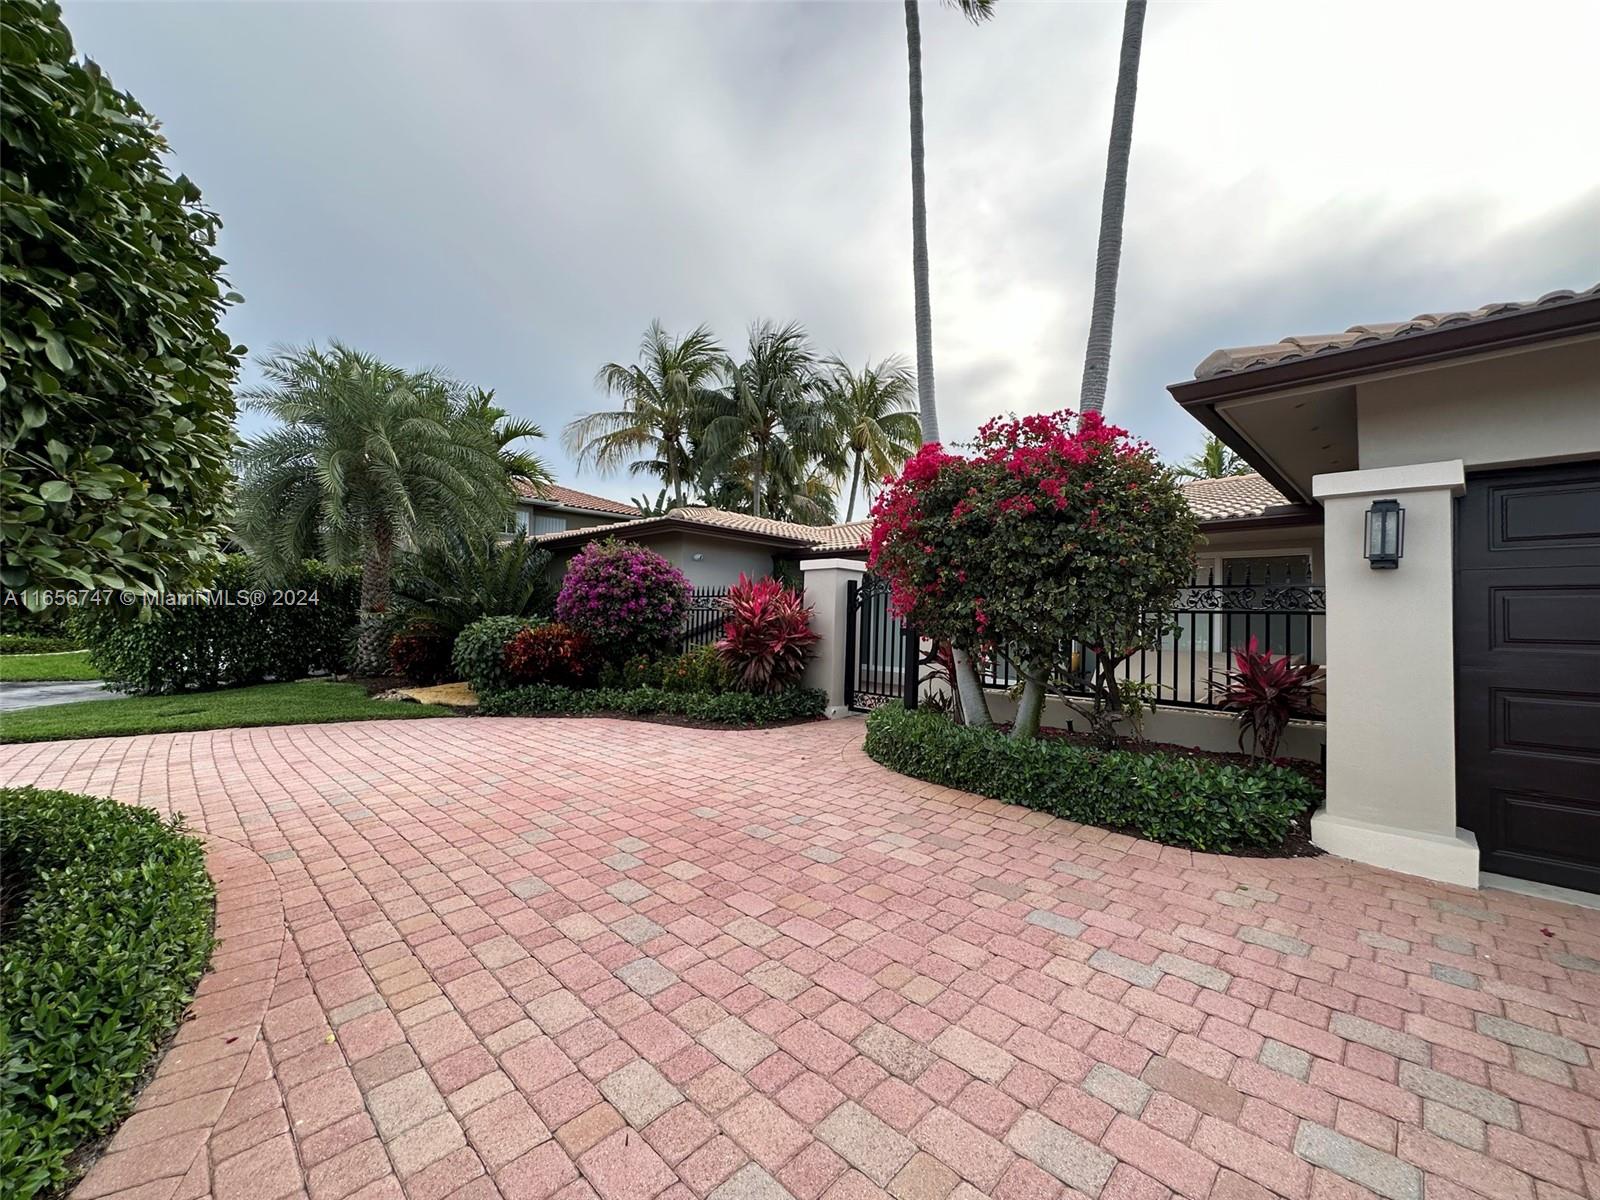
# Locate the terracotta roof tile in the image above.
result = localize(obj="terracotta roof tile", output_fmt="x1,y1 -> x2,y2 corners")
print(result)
513,480 -> 639,516
1194,284 -> 1600,380
1177,473 -> 1291,520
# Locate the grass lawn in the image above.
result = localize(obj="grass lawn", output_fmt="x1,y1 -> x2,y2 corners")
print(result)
0,649 -> 99,682
0,681 -> 457,743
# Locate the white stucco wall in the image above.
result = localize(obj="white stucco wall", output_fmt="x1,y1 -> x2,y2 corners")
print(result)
1356,337 -> 1600,471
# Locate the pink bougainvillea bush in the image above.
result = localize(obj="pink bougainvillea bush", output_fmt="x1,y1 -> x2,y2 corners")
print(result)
716,573 -> 819,693
554,538 -> 692,661
867,410 -> 1196,733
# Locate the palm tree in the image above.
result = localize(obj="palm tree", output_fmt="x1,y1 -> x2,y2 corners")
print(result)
703,322 -> 820,519
235,342 -> 546,672
1173,435 -> 1249,480
904,0 -> 996,728
1077,0 -> 1147,416
392,530 -> 556,638
566,322 -> 724,506
904,0 -> 995,444
820,356 -> 921,520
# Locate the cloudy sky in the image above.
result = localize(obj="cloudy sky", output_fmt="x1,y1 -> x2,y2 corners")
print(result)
66,0 -> 1600,496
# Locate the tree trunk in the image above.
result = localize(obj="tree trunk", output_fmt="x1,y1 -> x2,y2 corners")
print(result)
845,452 -> 863,521
905,0 -> 939,444
1013,665 -> 1046,739
1078,0 -> 1147,418
750,446 -> 765,519
669,453 -> 682,508
951,647 -> 992,727
356,526 -> 394,676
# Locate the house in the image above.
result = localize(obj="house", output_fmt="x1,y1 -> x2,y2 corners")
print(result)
1167,283 -> 1599,894
510,481 -> 638,536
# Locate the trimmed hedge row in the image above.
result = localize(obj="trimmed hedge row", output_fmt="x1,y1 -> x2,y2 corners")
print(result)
864,704 -> 1318,852
478,684 -> 827,726
0,787 -> 215,1198
0,633 -> 80,654
78,557 -> 359,694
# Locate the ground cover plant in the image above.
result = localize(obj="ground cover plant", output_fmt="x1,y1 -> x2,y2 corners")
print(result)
864,703 -> 1317,853
477,683 -> 825,726
0,787 -> 215,1197
0,681 -> 453,744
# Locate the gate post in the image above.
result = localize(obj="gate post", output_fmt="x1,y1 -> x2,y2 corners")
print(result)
799,557 -> 868,718
902,622 -> 919,710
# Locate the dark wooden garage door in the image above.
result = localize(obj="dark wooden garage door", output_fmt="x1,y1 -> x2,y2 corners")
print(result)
1456,462 -> 1600,892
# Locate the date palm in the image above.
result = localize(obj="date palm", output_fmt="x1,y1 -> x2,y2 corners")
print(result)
1078,0 -> 1147,416
235,342 -> 547,672
566,321 -> 723,506
1173,435 -> 1248,480
703,321 -> 820,519
820,356 -> 921,520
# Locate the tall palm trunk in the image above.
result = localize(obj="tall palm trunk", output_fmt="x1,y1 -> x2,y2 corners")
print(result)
1078,0 -> 1147,417
904,0 -> 938,445
356,520 -> 395,675
846,452 -> 863,521
750,445 -> 765,519
904,0 -> 988,726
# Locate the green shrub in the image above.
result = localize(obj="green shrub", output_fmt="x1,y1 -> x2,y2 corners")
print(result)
0,787 -> 215,1198
77,557 -> 359,693
660,645 -> 733,694
477,683 -> 826,726
452,615 -> 541,694
864,704 -> 1318,852
0,633 -> 79,654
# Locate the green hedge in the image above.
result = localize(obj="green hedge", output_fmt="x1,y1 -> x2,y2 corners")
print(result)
864,704 -> 1318,852
0,633 -> 79,654
452,614 -> 543,694
0,787 -> 215,1198
478,683 -> 827,726
77,557 -> 359,694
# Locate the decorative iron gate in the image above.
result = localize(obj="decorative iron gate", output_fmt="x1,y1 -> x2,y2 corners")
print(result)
844,576 -> 919,712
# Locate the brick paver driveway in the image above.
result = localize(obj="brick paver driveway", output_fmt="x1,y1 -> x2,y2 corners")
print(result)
3,718 -> 1597,1200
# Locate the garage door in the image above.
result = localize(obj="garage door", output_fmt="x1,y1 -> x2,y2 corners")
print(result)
1456,462 -> 1600,892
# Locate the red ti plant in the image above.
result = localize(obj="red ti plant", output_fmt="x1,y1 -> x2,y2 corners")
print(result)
716,574 -> 820,694
504,623 -> 597,688
1211,637 -> 1325,759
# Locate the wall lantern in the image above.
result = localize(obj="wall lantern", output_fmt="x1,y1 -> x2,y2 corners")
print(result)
1364,498 -> 1404,569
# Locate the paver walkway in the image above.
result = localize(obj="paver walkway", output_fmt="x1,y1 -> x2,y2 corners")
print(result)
2,718 -> 1596,1200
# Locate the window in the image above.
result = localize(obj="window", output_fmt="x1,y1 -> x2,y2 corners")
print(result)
503,509 -> 530,534
529,513 -> 567,536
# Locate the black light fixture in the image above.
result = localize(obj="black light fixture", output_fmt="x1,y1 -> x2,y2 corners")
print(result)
1364,498 -> 1404,569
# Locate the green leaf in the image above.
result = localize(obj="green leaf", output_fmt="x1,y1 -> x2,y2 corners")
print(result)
39,480 -> 74,503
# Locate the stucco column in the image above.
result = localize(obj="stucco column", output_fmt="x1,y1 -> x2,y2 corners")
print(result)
1310,461 -> 1477,886
799,558 -> 867,719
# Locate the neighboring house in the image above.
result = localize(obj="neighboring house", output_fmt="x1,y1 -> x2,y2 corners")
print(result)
510,481 -> 638,536
1168,283 -> 1599,893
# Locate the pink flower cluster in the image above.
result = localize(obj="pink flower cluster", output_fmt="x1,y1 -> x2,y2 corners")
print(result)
555,538 -> 691,657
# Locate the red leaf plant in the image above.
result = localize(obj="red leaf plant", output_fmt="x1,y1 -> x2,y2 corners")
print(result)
716,574 -> 820,694
504,622 -> 597,688
1211,636 -> 1324,759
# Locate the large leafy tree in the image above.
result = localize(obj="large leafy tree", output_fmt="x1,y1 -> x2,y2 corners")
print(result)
820,356 -> 921,521
1077,0 -> 1147,416
1173,434 -> 1249,480
702,321 -> 823,520
234,342 -> 548,671
1,0 -> 243,598
868,410 -> 1195,740
566,321 -> 724,506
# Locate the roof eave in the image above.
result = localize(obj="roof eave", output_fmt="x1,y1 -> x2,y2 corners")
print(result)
1168,294 -> 1600,407
537,516 -> 814,551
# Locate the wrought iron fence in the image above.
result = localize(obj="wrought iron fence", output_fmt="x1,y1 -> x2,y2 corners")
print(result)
976,564 -> 1325,714
678,587 -> 730,651
845,576 -> 919,712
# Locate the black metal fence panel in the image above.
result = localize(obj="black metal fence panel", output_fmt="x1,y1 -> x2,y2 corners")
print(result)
846,576 -> 919,712
976,564 -> 1325,713
678,587 -> 730,652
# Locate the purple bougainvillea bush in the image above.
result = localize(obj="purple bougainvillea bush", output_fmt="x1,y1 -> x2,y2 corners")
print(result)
554,538 -> 692,661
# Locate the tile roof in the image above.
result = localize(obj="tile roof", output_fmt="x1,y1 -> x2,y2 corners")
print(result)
538,479 -> 1298,558
1194,284 -> 1600,380
513,480 -> 639,516
1177,472 -> 1292,521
